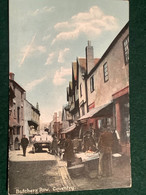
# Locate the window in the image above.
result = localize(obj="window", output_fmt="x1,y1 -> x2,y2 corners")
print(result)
123,35 -> 129,64
14,108 -> 16,118
80,83 -> 82,97
17,107 -> 20,123
90,75 -> 94,93
103,62 -> 109,82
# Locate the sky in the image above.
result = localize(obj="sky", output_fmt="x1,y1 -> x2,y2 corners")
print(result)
9,0 -> 129,125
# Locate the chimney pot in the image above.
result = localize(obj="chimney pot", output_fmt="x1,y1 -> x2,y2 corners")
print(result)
9,72 -> 15,80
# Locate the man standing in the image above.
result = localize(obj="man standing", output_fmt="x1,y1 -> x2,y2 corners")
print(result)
21,135 -> 29,156
64,135 -> 75,167
98,127 -> 114,177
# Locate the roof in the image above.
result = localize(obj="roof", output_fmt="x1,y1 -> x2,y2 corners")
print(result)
78,57 -> 100,72
78,58 -> 86,69
61,123 -> 76,134
9,85 -> 15,99
25,99 -> 40,115
9,79 -> 25,92
78,101 -> 113,121
94,58 -> 100,65
88,22 -> 129,77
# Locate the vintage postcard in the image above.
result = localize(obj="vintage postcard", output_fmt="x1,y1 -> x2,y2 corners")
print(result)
8,0 -> 131,194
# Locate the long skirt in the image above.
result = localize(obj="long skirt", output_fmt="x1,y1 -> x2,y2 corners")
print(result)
98,150 -> 112,177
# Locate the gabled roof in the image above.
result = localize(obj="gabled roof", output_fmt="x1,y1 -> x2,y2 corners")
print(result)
88,22 -> 129,78
9,79 -> 25,92
78,58 -> 86,70
94,58 -> 100,65
77,57 -> 100,73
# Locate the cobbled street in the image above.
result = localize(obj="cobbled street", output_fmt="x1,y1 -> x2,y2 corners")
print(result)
8,146 -> 131,194
8,147 -> 77,194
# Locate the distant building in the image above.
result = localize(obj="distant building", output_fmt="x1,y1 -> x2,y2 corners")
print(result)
49,112 -> 62,139
24,100 -> 40,142
9,72 -> 41,149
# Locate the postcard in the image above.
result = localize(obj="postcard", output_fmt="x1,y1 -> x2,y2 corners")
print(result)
8,0 -> 131,194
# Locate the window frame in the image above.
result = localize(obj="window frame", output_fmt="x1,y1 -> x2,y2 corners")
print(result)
103,62 -> 109,83
90,75 -> 94,93
123,35 -> 129,65
80,83 -> 82,97
17,107 -> 20,123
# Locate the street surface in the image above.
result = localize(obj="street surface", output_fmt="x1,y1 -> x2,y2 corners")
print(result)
8,147 -> 77,194
8,146 -> 131,194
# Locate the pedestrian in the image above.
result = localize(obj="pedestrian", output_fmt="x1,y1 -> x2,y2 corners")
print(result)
21,135 -> 29,157
63,135 -> 75,167
98,126 -> 114,177
58,138 -> 65,159
14,137 -> 20,150
51,135 -> 58,155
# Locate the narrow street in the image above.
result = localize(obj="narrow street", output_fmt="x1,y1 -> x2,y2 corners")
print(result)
8,146 -> 131,194
8,147 -> 77,194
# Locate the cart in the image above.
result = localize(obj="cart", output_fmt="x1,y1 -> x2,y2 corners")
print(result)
32,133 -> 53,153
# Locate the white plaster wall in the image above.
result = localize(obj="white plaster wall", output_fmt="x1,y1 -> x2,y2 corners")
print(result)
87,27 -> 129,108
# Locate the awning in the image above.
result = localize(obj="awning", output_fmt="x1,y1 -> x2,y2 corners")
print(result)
28,120 -> 39,128
78,101 -> 113,121
61,123 -> 76,134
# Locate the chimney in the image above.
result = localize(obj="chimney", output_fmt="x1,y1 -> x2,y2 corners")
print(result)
9,72 -> 15,80
85,41 -> 94,74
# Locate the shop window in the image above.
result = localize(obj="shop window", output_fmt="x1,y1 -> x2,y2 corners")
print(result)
90,75 -> 94,93
103,62 -> 109,82
123,35 -> 129,64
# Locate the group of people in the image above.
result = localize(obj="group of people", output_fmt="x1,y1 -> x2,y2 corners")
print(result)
58,127 -> 120,177
17,126 -> 121,177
